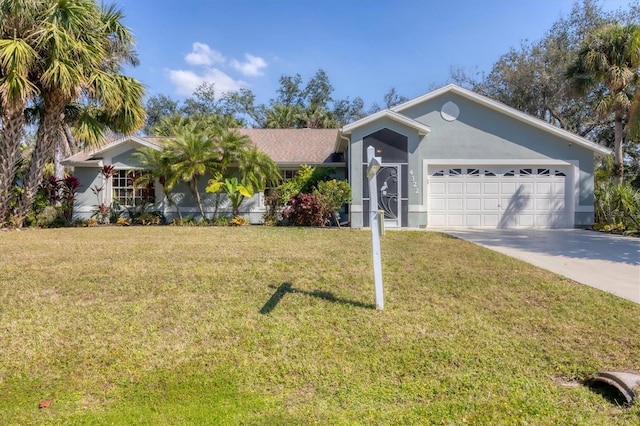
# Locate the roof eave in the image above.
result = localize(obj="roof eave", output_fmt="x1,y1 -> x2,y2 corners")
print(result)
342,110 -> 430,136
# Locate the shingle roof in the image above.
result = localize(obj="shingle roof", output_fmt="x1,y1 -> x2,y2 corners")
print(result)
238,128 -> 340,164
63,129 -> 341,166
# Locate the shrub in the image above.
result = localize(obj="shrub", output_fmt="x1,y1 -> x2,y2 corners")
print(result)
135,212 -> 163,226
314,179 -> 351,226
35,206 -> 61,228
229,215 -> 250,226
262,189 -> 283,225
213,216 -> 230,226
278,165 -> 334,203
85,218 -> 99,227
595,181 -> 640,231
282,193 -> 330,226
117,217 -> 131,226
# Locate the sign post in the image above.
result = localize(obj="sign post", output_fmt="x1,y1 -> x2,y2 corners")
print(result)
366,145 -> 384,310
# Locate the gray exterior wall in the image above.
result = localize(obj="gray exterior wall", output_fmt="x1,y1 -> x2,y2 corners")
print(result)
349,92 -> 597,228
70,144 -> 347,224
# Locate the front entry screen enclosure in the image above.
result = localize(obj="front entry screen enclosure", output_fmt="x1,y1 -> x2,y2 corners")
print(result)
362,129 -> 409,227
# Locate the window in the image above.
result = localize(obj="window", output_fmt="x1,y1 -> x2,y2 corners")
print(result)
282,169 -> 298,181
112,170 -> 155,206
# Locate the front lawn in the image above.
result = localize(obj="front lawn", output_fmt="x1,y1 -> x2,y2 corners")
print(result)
0,227 -> 638,424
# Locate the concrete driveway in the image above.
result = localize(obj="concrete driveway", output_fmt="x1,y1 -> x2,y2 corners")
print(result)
442,229 -> 640,304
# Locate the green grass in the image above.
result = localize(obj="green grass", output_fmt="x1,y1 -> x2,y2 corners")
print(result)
0,227 -> 638,425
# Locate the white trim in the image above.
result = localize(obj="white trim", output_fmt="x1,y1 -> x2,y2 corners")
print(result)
92,136 -> 161,156
425,159 -> 574,166
341,109 -> 431,135
350,204 -> 363,212
392,84 -> 611,157
62,159 -> 104,167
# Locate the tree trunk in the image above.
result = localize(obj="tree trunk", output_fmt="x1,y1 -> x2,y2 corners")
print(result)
53,124 -> 77,181
0,103 -> 27,227
614,113 -> 624,185
13,94 -> 66,227
190,178 -> 206,220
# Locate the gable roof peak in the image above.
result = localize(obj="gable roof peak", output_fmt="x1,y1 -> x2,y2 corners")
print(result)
391,84 -> 611,156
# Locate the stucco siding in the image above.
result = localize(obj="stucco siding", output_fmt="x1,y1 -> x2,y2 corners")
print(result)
402,93 -> 596,226
72,167 -> 102,219
348,118 -> 423,228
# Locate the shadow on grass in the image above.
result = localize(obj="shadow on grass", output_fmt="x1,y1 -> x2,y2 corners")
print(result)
260,282 -> 374,314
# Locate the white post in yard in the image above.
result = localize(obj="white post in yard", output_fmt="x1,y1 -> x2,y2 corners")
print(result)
366,145 -> 384,310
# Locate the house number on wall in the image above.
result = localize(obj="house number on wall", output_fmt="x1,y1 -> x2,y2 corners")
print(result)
409,170 -> 419,193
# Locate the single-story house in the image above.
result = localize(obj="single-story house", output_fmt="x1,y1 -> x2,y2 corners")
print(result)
64,84 -> 611,228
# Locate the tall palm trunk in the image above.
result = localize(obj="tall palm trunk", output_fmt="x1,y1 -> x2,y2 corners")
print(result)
0,103 -> 27,227
614,112 -> 624,185
14,94 -> 66,227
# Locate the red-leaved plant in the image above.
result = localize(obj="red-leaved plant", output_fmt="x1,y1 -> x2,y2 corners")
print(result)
282,193 -> 330,226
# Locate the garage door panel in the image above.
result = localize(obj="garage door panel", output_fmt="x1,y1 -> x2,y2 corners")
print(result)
466,214 -> 481,227
501,182 -> 516,194
536,182 -> 552,195
483,198 -> 500,210
519,182 -> 534,195
519,214 -> 535,227
447,198 -> 463,210
427,166 -> 571,229
483,182 -> 499,194
483,214 -> 500,227
430,198 -> 445,211
465,198 -> 481,210
465,182 -> 481,194
447,182 -> 463,194
448,214 -> 464,226
553,182 -> 565,194
430,182 -> 446,194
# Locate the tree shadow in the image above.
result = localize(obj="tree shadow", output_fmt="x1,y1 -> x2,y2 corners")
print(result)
259,282 -> 375,314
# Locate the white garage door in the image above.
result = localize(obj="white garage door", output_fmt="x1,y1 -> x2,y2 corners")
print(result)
427,166 -> 572,228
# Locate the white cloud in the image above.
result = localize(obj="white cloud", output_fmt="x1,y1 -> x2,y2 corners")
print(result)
168,68 -> 248,96
184,42 -> 225,66
230,53 -> 267,76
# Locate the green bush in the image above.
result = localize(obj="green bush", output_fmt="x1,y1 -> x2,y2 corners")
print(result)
35,206 -> 61,228
278,165 -> 334,203
594,180 -> 640,231
213,216 -> 230,226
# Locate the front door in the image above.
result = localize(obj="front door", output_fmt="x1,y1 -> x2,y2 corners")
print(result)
376,165 -> 402,228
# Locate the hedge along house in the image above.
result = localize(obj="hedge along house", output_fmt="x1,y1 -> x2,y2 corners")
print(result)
63,128 -> 345,223
340,84 -> 611,229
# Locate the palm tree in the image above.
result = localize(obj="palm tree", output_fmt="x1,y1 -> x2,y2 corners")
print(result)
2,0 -> 145,227
133,146 -> 183,220
567,23 -> 640,184
0,0 -> 39,226
237,145 -> 281,191
167,126 -> 220,220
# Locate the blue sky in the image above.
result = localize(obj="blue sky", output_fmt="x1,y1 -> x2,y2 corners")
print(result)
117,0 -> 634,108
